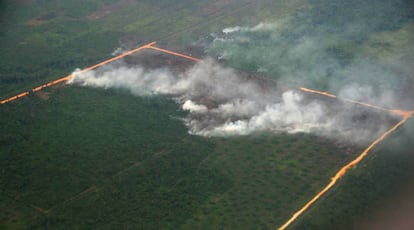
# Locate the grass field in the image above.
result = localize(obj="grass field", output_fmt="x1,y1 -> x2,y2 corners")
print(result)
1,1 -> 414,229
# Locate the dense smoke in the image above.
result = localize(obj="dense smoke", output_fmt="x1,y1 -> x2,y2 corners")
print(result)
69,59 -> 326,136
69,58 -> 390,143
69,0 -> 413,143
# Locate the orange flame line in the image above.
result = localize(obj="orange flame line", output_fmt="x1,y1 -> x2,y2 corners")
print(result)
0,41 -> 156,105
128,50 -> 413,228
2,40 -> 413,229
299,87 -> 337,99
390,110 -> 414,119
80,41 -> 156,73
299,87 -> 414,118
132,51 -> 412,118
278,114 -> 412,230
147,46 -> 201,62
141,51 -> 413,117
343,98 -> 391,113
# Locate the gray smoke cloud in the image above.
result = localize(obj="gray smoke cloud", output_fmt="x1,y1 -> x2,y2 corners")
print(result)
208,0 -> 414,110
69,0 -> 412,143
68,58 -> 392,144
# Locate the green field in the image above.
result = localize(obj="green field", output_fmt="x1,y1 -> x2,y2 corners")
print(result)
1,1 -> 414,229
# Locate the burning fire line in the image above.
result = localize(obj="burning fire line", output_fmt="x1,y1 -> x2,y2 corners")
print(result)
125,49 -> 414,229
278,113 -> 413,230
389,110 -> 414,119
1,40 -> 413,230
129,48 -> 414,120
147,46 -> 201,62
126,48 -> 408,118
80,41 -> 156,73
299,87 -> 411,117
343,98 -> 390,112
0,41 -> 156,105
299,87 -> 337,99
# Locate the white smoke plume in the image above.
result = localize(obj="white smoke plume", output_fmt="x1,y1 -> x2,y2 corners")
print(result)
69,58 -> 391,144
68,1 -> 413,143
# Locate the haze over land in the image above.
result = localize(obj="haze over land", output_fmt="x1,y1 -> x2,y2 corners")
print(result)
70,57 -> 393,145
1,0 -> 414,229
70,0 -> 413,144
208,0 -> 414,109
